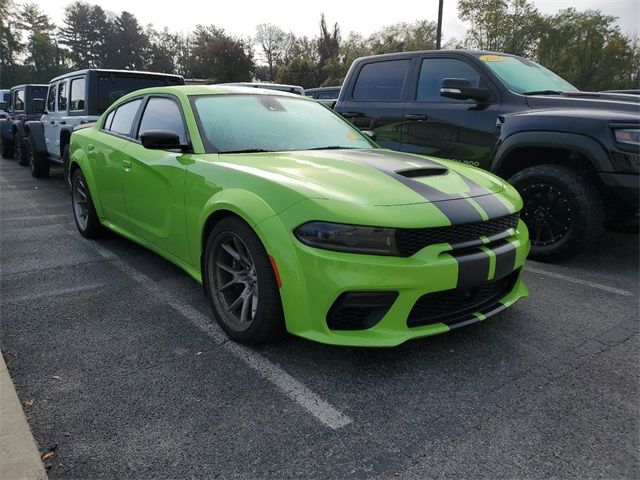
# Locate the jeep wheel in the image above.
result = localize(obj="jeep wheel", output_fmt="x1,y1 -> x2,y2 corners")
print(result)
14,133 -> 27,166
1,136 -> 13,159
27,139 -> 50,178
509,164 -> 604,262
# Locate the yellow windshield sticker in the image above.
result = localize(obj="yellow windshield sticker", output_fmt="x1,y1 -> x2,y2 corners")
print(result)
480,54 -> 505,62
347,131 -> 359,141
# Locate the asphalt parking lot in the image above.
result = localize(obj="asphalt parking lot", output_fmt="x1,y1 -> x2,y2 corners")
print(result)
1,157 -> 638,479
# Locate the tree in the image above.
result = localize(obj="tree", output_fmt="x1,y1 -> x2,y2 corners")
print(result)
255,23 -> 286,81
317,14 -> 340,84
275,56 -> 317,88
368,20 -> 438,54
59,2 -> 113,68
458,0 -> 542,56
0,0 -> 23,69
147,27 -> 179,73
537,8 -> 639,90
109,11 -> 149,69
188,25 -> 254,82
17,3 -> 62,80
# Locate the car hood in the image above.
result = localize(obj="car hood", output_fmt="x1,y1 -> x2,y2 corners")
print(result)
213,149 -> 505,207
525,91 -> 640,115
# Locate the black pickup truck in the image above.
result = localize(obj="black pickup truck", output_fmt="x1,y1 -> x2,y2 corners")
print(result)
333,50 -> 639,261
0,84 -> 48,164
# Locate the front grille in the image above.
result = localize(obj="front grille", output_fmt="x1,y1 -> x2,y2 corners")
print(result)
397,213 -> 520,256
407,270 -> 519,328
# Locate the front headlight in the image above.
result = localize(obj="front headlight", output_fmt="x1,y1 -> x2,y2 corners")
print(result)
613,128 -> 640,147
294,221 -> 399,255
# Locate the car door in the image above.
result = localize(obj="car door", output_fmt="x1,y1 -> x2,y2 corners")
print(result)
401,56 -> 501,170
120,95 -> 191,263
90,98 -> 143,226
43,83 -> 57,156
44,80 -> 68,158
336,58 -> 412,150
66,76 -> 87,130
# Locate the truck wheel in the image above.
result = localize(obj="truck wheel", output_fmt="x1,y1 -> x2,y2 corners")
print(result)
14,133 -> 27,166
27,138 -> 50,178
62,145 -> 72,193
509,165 -> 604,262
0,136 -> 13,159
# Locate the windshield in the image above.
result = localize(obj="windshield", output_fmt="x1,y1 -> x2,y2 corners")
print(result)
477,54 -> 578,94
191,94 -> 373,153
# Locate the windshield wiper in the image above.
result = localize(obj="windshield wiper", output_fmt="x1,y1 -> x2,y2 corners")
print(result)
305,146 -> 358,151
219,148 -> 274,154
522,90 -> 564,95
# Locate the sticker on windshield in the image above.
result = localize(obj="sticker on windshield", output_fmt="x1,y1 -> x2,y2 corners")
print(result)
479,55 -> 505,62
346,132 -> 359,141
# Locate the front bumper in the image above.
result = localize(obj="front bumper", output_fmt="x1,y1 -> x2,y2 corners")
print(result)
258,207 -> 530,347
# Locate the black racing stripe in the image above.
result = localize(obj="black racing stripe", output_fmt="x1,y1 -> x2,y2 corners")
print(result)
454,249 -> 491,289
492,242 -> 518,280
471,193 -> 512,219
337,151 -> 484,224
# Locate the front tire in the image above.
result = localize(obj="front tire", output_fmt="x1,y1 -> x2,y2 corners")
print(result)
14,133 -> 27,166
27,138 -> 50,178
203,217 -> 285,344
71,169 -> 102,238
509,164 -> 604,262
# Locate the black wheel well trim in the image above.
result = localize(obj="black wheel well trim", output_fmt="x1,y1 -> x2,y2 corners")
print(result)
23,121 -> 48,155
491,132 -> 613,178
60,127 -> 73,151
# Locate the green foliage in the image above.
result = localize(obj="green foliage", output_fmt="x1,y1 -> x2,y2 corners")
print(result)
0,0 -> 24,70
369,20 -> 438,54
59,1 -> 111,68
109,11 -> 149,70
275,57 -> 317,88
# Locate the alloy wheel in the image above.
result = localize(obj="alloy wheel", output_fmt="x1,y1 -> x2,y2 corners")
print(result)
520,183 -> 572,247
72,177 -> 90,231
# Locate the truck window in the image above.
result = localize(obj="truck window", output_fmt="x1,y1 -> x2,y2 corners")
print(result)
47,84 -> 57,112
57,81 -> 68,111
13,90 -> 25,111
416,58 -> 481,102
137,97 -> 187,143
97,74 -> 182,114
108,99 -> 142,137
70,78 -> 86,111
352,59 -> 410,101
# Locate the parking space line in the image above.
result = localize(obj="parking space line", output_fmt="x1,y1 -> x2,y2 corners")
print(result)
1,283 -> 106,304
91,244 -> 353,430
525,266 -> 634,297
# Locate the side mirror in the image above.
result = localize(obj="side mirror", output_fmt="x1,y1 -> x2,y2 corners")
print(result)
140,130 -> 182,150
440,78 -> 490,102
362,130 -> 377,141
33,98 -> 46,114
0,101 -> 6,111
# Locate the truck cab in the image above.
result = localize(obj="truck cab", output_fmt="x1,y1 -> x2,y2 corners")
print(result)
24,69 -> 184,181
0,84 -> 48,162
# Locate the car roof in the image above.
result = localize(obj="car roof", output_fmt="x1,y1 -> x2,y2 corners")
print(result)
48,69 -> 184,84
10,84 -> 48,90
305,86 -> 341,93
353,49 -> 519,63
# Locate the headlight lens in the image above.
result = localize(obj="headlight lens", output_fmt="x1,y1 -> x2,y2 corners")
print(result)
294,221 -> 399,255
613,128 -> 640,146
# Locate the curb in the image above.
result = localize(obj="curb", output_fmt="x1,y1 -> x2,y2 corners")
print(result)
0,351 -> 47,480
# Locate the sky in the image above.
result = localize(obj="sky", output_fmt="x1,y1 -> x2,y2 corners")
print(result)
39,0 -> 639,42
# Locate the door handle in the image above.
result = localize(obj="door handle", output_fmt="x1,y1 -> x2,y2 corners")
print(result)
405,114 -> 428,121
342,111 -> 363,118
49,121 -> 55,124
59,120 -> 66,125
123,159 -> 132,170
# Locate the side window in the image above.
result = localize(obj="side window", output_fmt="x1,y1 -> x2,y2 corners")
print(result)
109,99 -> 142,137
14,90 -> 25,111
69,78 -> 86,111
352,59 -> 410,101
102,110 -> 115,131
57,81 -> 68,112
137,97 -> 187,143
47,84 -> 57,112
416,58 -> 482,102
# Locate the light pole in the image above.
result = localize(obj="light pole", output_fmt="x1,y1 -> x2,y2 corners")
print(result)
436,0 -> 444,49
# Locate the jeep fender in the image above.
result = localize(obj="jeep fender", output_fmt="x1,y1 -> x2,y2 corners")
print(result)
60,126 -> 74,154
12,120 -> 25,138
491,131 -> 614,175
24,121 -> 48,155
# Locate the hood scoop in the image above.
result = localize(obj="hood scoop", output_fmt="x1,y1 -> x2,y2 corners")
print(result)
395,167 -> 448,178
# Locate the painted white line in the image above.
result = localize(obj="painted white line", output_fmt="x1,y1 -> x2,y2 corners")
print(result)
525,266 -> 634,297
92,246 -> 353,430
1,283 -> 106,304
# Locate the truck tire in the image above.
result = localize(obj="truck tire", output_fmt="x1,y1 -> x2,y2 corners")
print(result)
26,138 -> 50,178
15,133 -> 28,166
0,136 -> 13,159
509,164 -> 604,262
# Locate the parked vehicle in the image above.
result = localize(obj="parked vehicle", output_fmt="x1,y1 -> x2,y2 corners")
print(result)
334,50 -> 640,261
305,86 -> 341,100
0,84 -> 48,164
219,82 -> 304,95
0,89 -> 10,119
68,85 -> 529,346
602,89 -> 640,95
23,69 -> 184,182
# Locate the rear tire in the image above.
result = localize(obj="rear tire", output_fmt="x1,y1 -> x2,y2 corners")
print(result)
509,164 -> 604,262
71,169 -> 102,238
28,138 -> 50,178
14,133 -> 27,166
203,217 -> 285,344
